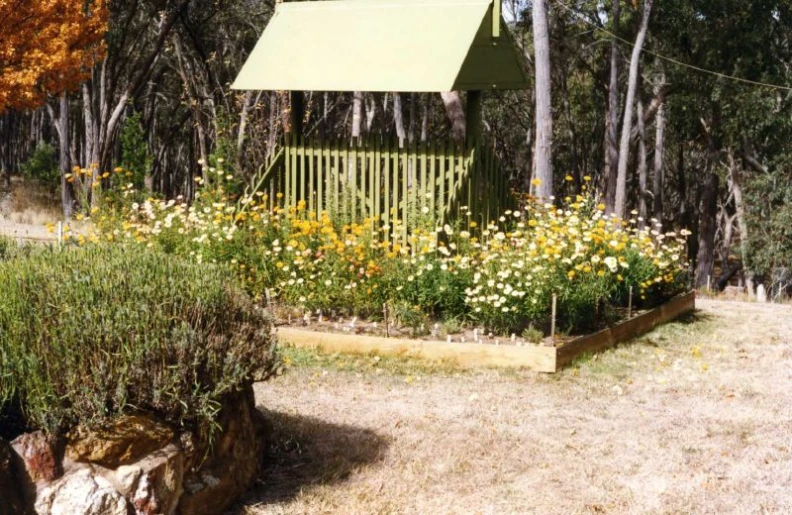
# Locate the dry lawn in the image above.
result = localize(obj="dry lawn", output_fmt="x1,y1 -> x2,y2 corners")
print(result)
236,299 -> 792,515
0,177 -> 62,241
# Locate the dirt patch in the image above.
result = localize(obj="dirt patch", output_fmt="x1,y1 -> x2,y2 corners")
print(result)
236,299 -> 792,514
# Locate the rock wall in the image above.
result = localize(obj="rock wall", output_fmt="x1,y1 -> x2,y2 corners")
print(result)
0,385 -> 267,515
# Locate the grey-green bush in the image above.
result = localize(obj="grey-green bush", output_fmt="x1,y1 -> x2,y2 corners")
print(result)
0,242 -> 276,440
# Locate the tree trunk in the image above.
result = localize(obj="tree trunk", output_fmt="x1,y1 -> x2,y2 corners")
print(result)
532,0 -> 553,199
604,0 -> 620,212
731,148 -> 755,295
439,91 -> 465,142
652,73 -> 666,224
420,94 -> 429,142
637,98 -> 647,226
58,93 -> 73,219
408,92 -> 417,143
393,93 -> 406,146
615,0 -> 653,218
365,94 -> 376,133
351,91 -> 363,139
695,170 -> 718,289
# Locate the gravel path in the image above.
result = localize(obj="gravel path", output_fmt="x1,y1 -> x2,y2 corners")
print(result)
239,299 -> 792,514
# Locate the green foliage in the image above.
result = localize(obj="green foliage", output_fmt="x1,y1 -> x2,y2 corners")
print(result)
389,300 -> 430,337
20,142 -> 58,187
521,325 -> 544,344
119,111 -> 151,190
745,169 -> 792,290
0,243 -> 276,439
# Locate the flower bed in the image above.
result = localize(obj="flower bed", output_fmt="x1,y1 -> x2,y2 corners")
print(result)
89,168 -> 690,339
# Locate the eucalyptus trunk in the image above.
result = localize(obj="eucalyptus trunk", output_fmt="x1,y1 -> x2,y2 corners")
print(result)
604,0 -> 620,212
615,0 -> 653,218
652,74 -> 666,224
637,98 -> 647,226
439,91 -> 465,142
532,0 -> 553,199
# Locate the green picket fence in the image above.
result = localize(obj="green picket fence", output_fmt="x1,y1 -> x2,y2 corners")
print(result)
252,135 -> 513,240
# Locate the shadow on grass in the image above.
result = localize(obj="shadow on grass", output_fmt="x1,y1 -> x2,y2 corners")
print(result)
233,408 -> 389,510
673,308 -> 715,325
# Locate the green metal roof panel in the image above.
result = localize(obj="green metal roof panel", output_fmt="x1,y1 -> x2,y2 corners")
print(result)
232,0 -> 528,92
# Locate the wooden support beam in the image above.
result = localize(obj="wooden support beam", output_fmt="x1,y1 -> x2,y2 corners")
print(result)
465,91 -> 482,146
492,0 -> 501,38
289,91 -> 304,136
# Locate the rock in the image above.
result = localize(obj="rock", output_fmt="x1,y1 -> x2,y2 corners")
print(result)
66,415 -> 174,469
34,467 -> 130,515
110,443 -> 184,515
1,438 -> 26,514
11,430 -> 62,483
178,386 -> 262,515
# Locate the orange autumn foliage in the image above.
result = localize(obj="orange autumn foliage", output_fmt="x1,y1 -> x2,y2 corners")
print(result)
0,0 -> 108,113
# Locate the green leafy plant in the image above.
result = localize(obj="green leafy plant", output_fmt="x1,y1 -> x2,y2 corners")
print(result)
119,111 -> 152,190
20,142 -> 59,188
0,241 -> 276,442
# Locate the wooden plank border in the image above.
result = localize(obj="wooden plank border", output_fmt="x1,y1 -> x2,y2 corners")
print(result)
554,290 -> 696,369
276,291 -> 696,373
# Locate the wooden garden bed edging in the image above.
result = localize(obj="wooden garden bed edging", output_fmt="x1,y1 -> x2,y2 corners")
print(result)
276,291 -> 696,373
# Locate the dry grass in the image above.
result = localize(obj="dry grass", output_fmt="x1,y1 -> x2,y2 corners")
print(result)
235,299 -> 792,514
0,176 -> 62,225
0,177 -> 72,242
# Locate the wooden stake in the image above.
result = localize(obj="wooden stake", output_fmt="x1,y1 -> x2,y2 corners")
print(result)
628,286 -> 633,318
550,294 -> 557,341
383,302 -> 389,338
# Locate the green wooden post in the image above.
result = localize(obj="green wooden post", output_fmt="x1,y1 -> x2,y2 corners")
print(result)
420,141 -> 428,215
374,136 -> 381,224
342,140 -> 350,219
308,137 -> 315,213
332,139 -> 340,217
323,138 -> 331,216
409,140 -> 417,227
383,137 -> 391,231
368,135 -> 376,221
299,136 -> 307,206
352,139 -> 358,219
317,137 -> 324,215
439,140 -> 448,222
429,139 -> 436,220
446,140 -> 455,214
401,139 -> 408,244
467,146 -> 475,225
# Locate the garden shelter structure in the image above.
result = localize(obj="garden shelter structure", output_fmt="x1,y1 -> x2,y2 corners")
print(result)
232,0 -> 528,237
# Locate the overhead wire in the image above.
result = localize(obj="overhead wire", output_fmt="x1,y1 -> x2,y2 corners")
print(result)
550,0 -> 792,92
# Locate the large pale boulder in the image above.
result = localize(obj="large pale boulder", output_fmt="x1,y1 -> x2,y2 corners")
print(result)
34,467 -> 130,515
66,415 -> 174,469
111,443 -> 184,515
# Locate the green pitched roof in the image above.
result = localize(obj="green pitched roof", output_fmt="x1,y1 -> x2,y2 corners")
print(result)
232,0 -> 528,92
